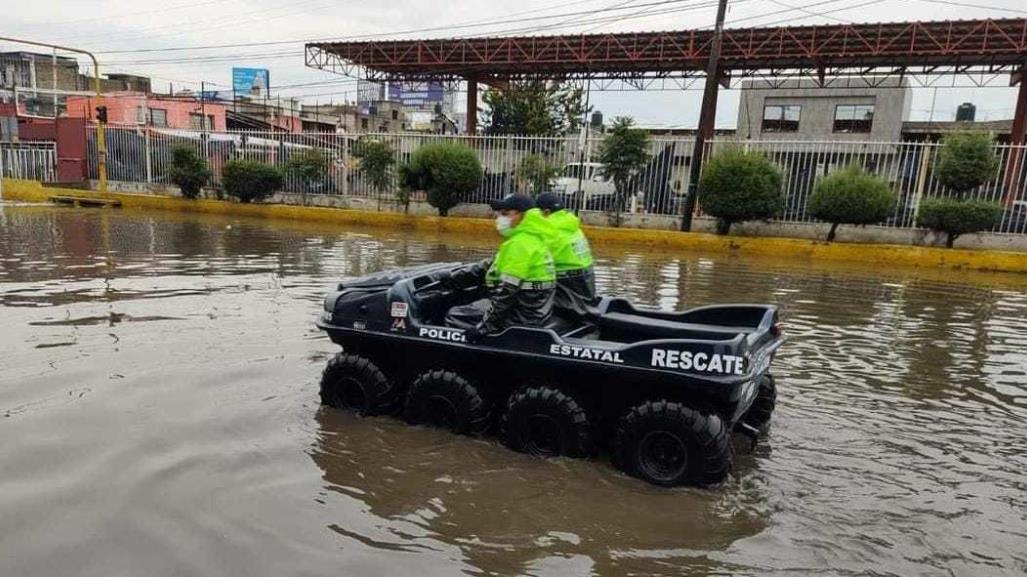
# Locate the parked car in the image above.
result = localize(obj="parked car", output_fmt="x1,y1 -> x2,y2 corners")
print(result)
551,162 -> 616,210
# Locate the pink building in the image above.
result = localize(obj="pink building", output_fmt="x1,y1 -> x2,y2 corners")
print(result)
66,92 -> 227,131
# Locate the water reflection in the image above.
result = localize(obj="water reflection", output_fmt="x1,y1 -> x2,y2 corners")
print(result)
1,204 -> 1026,576
310,408 -> 768,577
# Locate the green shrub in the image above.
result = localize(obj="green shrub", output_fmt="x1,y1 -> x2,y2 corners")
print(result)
222,160 -> 284,203
169,145 -> 210,199
353,138 -> 398,209
916,198 -> 1002,248
935,131 -> 999,198
808,166 -> 896,241
399,143 -> 482,216
285,148 -> 329,187
699,148 -> 784,234
517,154 -> 561,195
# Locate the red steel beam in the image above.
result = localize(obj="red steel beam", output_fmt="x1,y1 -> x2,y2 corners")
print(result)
309,19 -> 1027,79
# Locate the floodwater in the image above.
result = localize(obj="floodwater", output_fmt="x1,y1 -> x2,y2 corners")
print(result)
1,203 -> 1025,577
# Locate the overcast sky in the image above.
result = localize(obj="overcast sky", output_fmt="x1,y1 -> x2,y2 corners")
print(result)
4,0 -> 1025,127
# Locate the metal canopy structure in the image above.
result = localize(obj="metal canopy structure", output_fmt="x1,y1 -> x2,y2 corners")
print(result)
307,18 -> 1027,83
307,17 -> 1027,159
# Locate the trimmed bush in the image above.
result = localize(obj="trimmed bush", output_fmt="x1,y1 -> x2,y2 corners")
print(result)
916,198 -> 1002,248
699,148 -> 784,234
808,166 -> 896,241
353,138 -> 398,209
222,160 -> 284,203
517,154 -> 561,195
285,148 -> 329,187
169,145 -> 210,199
399,143 -> 482,216
935,131 -> 999,198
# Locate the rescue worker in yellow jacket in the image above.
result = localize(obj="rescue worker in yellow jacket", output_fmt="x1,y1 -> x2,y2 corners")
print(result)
535,192 -> 596,318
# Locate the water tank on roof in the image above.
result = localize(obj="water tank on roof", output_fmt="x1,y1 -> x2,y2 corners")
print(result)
590,111 -> 603,129
956,102 -> 976,122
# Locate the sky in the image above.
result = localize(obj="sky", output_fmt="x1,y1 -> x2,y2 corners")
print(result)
4,0 -> 1026,128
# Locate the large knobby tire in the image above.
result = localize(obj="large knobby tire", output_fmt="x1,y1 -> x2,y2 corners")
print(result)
500,386 -> 593,458
614,400 -> 731,487
743,374 -> 777,434
403,370 -> 490,435
319,353 -> 398,416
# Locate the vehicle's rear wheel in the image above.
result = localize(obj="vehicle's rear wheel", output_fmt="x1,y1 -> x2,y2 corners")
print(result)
500,386 -> 593,458
320,353 -> 397,416
614,400 -> 731,487
403,370 -> 490,435
742,374 -> 777,434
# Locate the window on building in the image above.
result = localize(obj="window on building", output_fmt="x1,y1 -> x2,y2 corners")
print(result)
391,109 -> 399,120
188,112 -> 214,130
833,104 -> 875,133
147,108 -> 168,127
137,106 -> 147,124
762,104 -> 801,132
360,118 -> 368,130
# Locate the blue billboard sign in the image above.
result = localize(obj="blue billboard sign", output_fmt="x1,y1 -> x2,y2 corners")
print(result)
232,68 -> 270,97
387,81 -> 445,109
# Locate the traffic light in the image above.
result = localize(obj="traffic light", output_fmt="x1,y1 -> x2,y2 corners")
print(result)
96,105 -> 108,123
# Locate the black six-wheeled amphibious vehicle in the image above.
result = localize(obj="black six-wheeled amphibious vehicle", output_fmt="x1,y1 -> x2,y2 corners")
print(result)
316,262 -> 783,487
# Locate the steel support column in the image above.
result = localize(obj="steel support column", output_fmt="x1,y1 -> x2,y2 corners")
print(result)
466,78 -> 478,135
1004,67 -> 1027,205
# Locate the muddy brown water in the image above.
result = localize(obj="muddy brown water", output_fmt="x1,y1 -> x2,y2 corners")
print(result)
1,204 -> 1026,577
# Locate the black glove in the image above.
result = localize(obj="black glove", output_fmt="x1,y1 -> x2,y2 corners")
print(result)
464,324 -> 484,343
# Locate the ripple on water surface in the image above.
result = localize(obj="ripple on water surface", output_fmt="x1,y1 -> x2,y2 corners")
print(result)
1,205 -> 1026,577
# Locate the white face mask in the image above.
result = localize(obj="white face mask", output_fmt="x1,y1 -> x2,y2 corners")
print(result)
495,215 -> 514,236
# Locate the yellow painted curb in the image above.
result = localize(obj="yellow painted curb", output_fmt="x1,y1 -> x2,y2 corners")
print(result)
4,179 -> 1026,274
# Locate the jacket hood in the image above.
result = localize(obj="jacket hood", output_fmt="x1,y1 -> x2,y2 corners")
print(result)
547,209 -> 580,232
511,208 -> 552,239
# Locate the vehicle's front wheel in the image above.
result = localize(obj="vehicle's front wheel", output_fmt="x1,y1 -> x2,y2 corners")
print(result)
742,374 -> 777,435
320,353 -> 397,416
614,400 -> 731,487
403,370 -> 490,435
501,386 -> 593,458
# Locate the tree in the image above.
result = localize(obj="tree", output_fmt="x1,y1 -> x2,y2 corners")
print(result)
916,198 -> 1002,248
285,148 -> 329,203
935,131 -> 999,199
353,138 -> 398,210
918,132 -> 1002,247
399,143 -> 483,216
482,80 -> 588,136
699,148 -> 784,235
517,154 -> 561,195
808,166 -> 896,241
222,160 -> 284,203
597,117 -> 650,219
169,145 -> 210,199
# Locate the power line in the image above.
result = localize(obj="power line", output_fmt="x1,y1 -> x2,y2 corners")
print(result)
910,0 -> 1027,15
92,0 -> 713,55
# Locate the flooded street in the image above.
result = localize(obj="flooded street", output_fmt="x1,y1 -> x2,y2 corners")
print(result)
1,203 -> 1026,577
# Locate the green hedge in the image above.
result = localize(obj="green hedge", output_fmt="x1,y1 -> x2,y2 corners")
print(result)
916,198 -> 1002,248
699,148 -> 784,234
169,146 -> 211,200
222,160 -> 284,203
399,143 -> 482,216
808,166 -> 895,241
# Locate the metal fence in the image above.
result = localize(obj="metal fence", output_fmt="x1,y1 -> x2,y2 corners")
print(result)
0,142 -> 57,182
84,125 -> 1027,234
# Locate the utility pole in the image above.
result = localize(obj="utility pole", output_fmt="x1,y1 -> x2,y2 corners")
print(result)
680,0 -> 728,232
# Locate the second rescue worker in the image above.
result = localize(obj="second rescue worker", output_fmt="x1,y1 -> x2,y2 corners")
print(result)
535,192 -> 597,317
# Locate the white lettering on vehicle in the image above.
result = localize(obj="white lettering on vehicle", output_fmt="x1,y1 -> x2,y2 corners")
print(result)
650,349 -> 745,375
418,327 -> 467,343
549,343 -> 624,364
